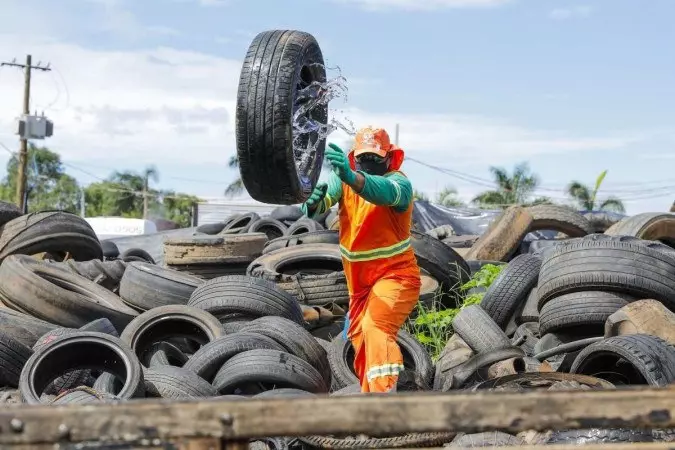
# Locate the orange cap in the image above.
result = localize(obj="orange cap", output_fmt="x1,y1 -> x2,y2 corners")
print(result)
352,127 -> 391,158
348,126 -> 406,172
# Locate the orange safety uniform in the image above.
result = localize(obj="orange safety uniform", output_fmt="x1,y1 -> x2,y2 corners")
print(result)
319,127 -> 421,393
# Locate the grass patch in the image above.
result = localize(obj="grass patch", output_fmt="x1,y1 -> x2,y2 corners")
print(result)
407,263 -> 505,361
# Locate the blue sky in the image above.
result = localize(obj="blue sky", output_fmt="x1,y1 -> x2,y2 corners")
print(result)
0,0 -> 673,213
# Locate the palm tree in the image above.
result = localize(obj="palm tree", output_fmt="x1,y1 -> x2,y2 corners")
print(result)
472,163 -> 540,208
435,186 -> 464,207
567,170 -> 624,213
225,155 -> 244,197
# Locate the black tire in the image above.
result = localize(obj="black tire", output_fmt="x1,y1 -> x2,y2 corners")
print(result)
330,383 -> 362,396
240,316 -> 331,385
144,365 -> 217,399
51,387 -> 119,404
183,332 -> 285,382
120,248 -> 156,264
236,30 -> 327,205
327,331 -> 433,391
188,275 -> 304,324
0,330 -> 33,388
81,317 -> 119,336
450,432 -> 523,447
213,349 -> 328,394
0,308 -> 56,348
19,331 -> 144,404
442,235 -> 479,249
48,259 -> 128,293
120,305 -> 224,363
527,205 -> 593,237
270,205 -> 304,223
539,291 -> 633,335
100,240 -> 120,259
301,433 -> 456,449
452,305 -> 512,354
517,287 -> 539,324
0,200 -> 22,225
479,254 -> 541,329
220,213 -> 260,234
285,218 -> 324,236
119,262 -> 202,311
0,211 -> 102,262
254,388 -> 315,398
248,244 -> 349,307
537,236 -> 675,310
249,217 -> 288,240
142,342 -> 189,368
311,319 -> 345,342
0,255 -> 138,330
263,230 -> 339,254
605,212 -> 675,249
571,334 -> 675,386
410,230 -> 470,304
196,221 -> 230,235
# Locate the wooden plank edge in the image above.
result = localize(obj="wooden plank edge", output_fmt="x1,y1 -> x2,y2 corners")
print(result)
2,387 -> 675,445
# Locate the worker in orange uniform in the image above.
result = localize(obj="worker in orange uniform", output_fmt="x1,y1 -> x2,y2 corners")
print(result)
301,127 -> 421,393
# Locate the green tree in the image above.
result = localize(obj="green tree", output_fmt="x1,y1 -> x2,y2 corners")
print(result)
567,170 -> 625,213
0,144 -> 80,213
472,163 -> 541,209
413,189 -> 429,202
435,186 -> 464,207
225,155 -> 244,197
160,191 -> 200,227
85,170 -> 160,218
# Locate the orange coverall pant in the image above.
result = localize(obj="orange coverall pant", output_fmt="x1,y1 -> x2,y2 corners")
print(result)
344,253 -> 421,393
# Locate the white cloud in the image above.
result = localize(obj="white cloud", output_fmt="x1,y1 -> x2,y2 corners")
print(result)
330,0 -> 512,11
549,5 -> 594,20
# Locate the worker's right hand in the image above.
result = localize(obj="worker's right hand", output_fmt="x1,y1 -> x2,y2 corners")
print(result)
305,182 -> 328,211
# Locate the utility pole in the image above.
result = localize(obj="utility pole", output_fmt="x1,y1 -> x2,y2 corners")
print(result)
1,55 -> 51,212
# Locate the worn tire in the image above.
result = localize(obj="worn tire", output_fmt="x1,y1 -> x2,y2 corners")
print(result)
213,349 -> 328,394
270,205 -> 304,223
584,212 -> 622,233
0,255 -> 138,330
0,211 -> 102,262
51,387 -> 119,404
516,287 -> 539,324
235,30 -> 327,204
220,213 -> 260,234
450,432 -> 523,447
263,230 -> 339,254
119,262 -> 202,311
410,230 -> 470,304
537,236 -> 675,309
183,332 -> 285,382
547,429 -> 655,445
240,316 -> 331,385
142,342 -> 189,368
120,248 -> 155,264
571,334 -> 675,386
188,275 -> 304,324
120,305 -> 224,363
0,330 -> 33,388
286,218 -> 324,236
248,244 -> 349,307
452,305 -> 512,354
0,201 -> 22,226
19,331 -> 144,404
0,308 -> 56,348
248,217 -> 288,240
443,235 -> 479,249
465,206 -> 533,262
527,205 -> 593,237
144,365 -> 217,399
605,212 -> 675,248
480,254 -> 541,329
48,259 -> 128,293
539,291 -> 633,335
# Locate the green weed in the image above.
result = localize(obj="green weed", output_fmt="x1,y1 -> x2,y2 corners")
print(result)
407,263 -> 505,361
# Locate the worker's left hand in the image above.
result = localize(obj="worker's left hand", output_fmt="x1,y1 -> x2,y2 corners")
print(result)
325,143 -> 356,185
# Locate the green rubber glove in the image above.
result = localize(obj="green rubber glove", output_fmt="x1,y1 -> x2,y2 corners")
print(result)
325,143 -> 357,185
305,182 -> 328,212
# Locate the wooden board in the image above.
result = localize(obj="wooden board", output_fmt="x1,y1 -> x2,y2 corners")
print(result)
2,387 -> 675,446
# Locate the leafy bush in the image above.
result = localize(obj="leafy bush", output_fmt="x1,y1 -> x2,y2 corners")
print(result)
407,263 -> 505,360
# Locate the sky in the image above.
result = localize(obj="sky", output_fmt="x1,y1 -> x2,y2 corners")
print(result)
0,0 -> 673,214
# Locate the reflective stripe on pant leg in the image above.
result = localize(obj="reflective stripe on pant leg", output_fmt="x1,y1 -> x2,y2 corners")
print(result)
362,268 -> 421,393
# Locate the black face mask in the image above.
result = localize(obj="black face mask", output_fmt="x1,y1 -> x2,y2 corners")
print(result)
356,154 -> 390,176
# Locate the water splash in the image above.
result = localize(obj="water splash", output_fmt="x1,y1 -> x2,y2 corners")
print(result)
292,65 -> 356,173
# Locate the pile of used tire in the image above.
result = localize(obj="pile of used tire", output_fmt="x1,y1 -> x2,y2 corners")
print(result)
3,202 -> 675,446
